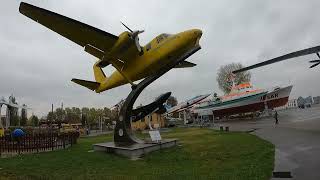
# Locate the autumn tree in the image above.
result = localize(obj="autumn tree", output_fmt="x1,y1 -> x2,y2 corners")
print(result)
217,63 -> 251,94
166,96 -> 178,107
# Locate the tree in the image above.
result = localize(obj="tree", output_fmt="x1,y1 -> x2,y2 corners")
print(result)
217,63 -> 251,94
20,105 -> 27,126
71,107 -> 81,123
87,108 -> 98,127
166,96 -> 178,108
47,111 -> 56,122
64,107 -> 72,122
102,107 -> 113,123
109,109 -> 118,122
29,115 -> 39,127
55,108 -> 66,121
8,106 -> 19,126
11,113 -> 19,126
81,107 -> 90,126
8,95 -> 19,126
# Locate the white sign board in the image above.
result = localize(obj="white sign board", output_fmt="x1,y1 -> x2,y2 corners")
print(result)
149,130 -> 162,142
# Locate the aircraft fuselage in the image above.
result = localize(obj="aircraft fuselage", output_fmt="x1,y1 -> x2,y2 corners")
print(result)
96,29 -> 202,92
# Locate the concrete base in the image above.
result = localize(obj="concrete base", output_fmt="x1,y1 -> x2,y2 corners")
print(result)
93,139 -> 178,159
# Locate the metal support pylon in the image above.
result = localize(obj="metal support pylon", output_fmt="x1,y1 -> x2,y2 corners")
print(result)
114,46 -> 201,146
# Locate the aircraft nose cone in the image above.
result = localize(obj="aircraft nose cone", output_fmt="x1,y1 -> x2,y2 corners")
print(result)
191,29 -> 202,46
194,29 -> 202,37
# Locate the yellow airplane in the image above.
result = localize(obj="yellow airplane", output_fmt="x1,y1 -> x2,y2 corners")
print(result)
19,2 -> 202,93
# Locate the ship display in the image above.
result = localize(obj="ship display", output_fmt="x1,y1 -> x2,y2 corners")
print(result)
193,83 -> 293,119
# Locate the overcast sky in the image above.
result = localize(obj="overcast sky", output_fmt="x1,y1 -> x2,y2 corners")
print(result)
1,0 -> 320,117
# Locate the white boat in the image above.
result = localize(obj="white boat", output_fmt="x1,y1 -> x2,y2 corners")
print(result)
193,83 -> 293,118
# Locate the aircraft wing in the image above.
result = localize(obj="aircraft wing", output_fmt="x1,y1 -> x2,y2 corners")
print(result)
19,2 -> 118,59
174,61 -> 196,68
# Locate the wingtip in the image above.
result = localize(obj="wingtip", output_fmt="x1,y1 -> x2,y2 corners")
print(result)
19,2 -> 28,14
19,2 -> 36,15
19,2 -> 39,15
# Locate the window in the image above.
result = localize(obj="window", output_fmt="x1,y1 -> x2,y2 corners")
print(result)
162,34 -> 170,38
156,33 -> 171,44
156,35 -> 164,43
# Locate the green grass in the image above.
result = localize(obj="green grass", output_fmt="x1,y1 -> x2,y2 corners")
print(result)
0,128 -> 274,180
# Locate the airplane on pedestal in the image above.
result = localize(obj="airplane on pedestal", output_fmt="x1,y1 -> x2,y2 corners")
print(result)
19,2 -> 202,93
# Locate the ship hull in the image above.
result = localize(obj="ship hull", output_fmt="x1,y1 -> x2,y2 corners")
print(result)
194,85 -> 293,118
212,93 -> 266,118
265,85 -> 293,109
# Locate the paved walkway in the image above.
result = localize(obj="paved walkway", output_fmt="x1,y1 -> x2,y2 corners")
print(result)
214,105 -> 320,180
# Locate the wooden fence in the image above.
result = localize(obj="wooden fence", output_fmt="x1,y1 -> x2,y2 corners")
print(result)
0,132 -> 79,156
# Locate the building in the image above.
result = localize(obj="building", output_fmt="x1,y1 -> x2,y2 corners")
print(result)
286,99 -> 298,108
305,96 -> 313,107
313,96 -> 320,104
193,109 -> 214,123
296,96 -> 316,108
0,95 -> 30,128
131,112 -> 165,130
297,97 -> 306,108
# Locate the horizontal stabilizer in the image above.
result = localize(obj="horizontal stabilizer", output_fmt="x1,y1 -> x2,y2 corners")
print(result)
96,59 -> 110,68
174,61 -> 196,68
71,79 -> 100,91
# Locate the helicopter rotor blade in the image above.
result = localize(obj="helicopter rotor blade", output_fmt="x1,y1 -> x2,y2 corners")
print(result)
233,46 -> 320,73
310,62 -> 320,68
309,60 -> 320,63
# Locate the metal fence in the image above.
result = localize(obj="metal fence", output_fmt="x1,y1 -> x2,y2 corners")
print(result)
0,132 -> 79,156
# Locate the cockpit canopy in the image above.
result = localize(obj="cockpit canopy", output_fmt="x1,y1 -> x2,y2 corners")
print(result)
156,33 -> 172,43
145,33 -> 172,51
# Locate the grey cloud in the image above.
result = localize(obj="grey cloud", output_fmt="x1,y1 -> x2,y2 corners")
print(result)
1,0 -> 320,116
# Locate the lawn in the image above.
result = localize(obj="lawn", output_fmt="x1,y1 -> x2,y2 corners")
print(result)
0,128 -> 274,180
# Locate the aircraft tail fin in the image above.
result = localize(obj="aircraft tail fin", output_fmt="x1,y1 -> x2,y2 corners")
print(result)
93,61 -> 107,83
71,79 -> 100,91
